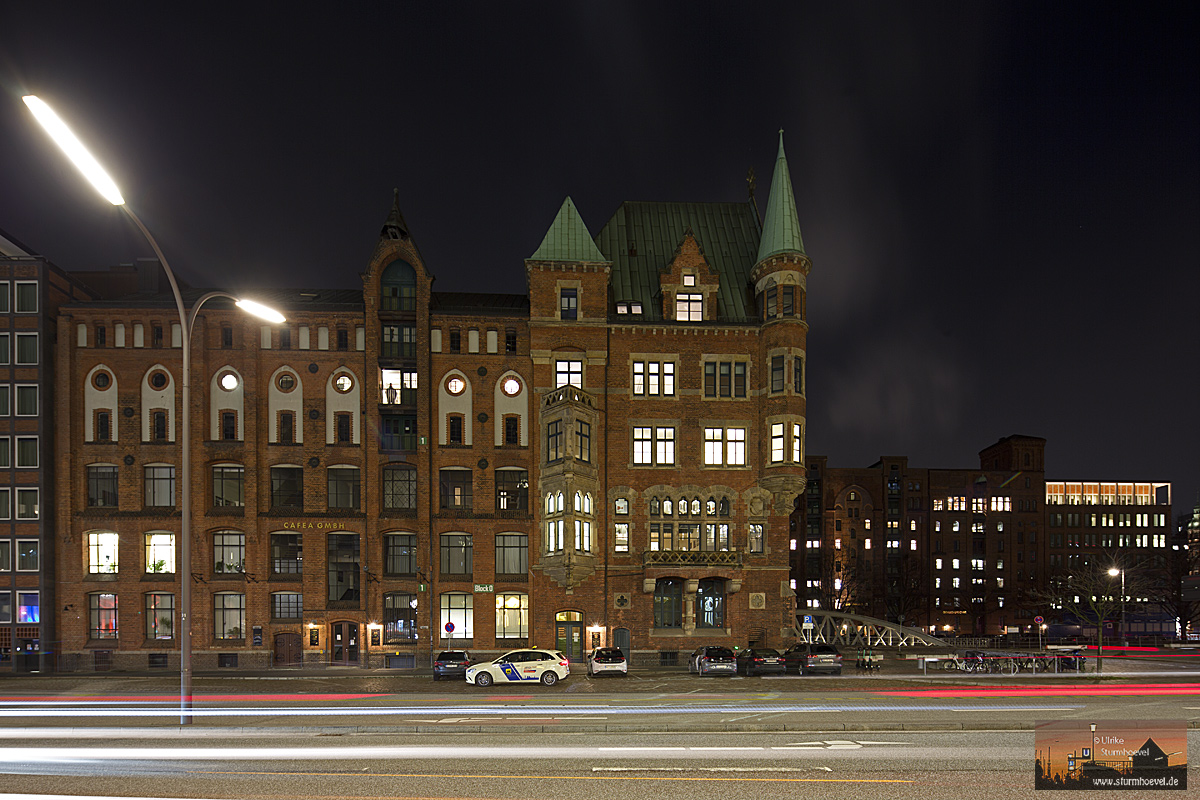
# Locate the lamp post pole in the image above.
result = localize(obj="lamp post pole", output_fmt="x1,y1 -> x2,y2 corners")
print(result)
23,95 -> 284,724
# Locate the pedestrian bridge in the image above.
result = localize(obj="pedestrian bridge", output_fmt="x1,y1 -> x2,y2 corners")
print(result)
793,610 -> 948,647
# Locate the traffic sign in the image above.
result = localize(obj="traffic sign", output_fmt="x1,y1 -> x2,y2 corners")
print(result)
444,622 -> 455,633
802,614 -> 814,630
1034,615 -> 1044,625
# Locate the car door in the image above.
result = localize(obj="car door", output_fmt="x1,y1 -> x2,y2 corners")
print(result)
494,652 -> 524,682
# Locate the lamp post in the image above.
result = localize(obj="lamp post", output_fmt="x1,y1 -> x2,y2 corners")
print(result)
24,95 -> 284,724
1107,566 -> 1127,647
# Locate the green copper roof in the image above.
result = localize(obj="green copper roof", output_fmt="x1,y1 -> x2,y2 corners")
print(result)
756,130 -> 806,262
530,197 -> 608,262
595,201 -> 762,322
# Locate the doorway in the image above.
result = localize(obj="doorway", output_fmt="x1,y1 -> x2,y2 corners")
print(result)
330,622 -> 359,665
273,632 -> 303,667
613,627 -> 631,660
554,611 -> 583,660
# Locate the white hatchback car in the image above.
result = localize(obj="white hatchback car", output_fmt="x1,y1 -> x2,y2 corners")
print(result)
466,649 -> 571,686
586,647 -> 628,677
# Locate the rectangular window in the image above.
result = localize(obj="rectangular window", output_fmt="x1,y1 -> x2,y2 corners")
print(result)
151,410 -> 168,441
495,592 -> 528,639
213,530 -> 245,574
212,465 -> 245,507
649,523 -> 674,551
447,414 -> 463,444
440,592 -> 473,639
0,282 -> 7,313
449,328 -> 461,352
335,412 -> 352,443
0,592 -> 7,623
0,541 -> 8,570
704,362 -> 748,398
221,411 -> 237,440
400,326 -> 416,358
655,426 -> 675,465
272,592 -> 303,620
439,469 -> 472,510
560,288 -> 578,320
546,420 -> 563,462
15,333 -> 37,365
87,465 -> 118,507
440,533 -> 473,574
11,436 -> 36,469
0,386 -> 8,416
633,427 -> 653,465
146,593 -> 174,639
0,334 -> 8,365
144,465 -> 176,507
214,592 -> 246,638
17,591 -> 38,623
16,540 -> 38,571
269,532 -> 302,575
782,286 -> 794,316
748,524 -> 764,553
555,360 -> 582,388
89,592 -> 118,639
280,328 -> 291,349
614,522 -> 629,553
278,411 -> 295,444
15,385 -> 37,416
794,356 -> 804,394
270,466 -> 303,509
496,533 -> 528,575
15,488 -> 37,519
496,469 -> 528,511
88,531 -> 120,573
327,467 -> 361,510
220,326 -> 233,348
505,328 -> 517,352
576,421 -> 591,462
771,355 -> 785,392
336,328 -> 349,350
771,423 -> 785,462
92,411 -> 110,442
793,423 -> 802,462
384,533 -> 417,576
152,325 -> 163,347
145,532 -> 175,573
504,415 -> 520,445
327,534 -> 360,603
14,282 -> 37,313
382,466 -> 417,511
675,292 -> 703,321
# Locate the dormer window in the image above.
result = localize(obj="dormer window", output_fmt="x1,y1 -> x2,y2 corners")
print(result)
617,303 -> 628,314
682,274 -> 696,287
676,293 -> 703,322
631,302 -> 643,314
560,288 -> 578,321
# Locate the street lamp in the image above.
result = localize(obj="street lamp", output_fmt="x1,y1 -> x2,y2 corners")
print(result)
1107,566 -> 1127,647
24,95 -> 284,724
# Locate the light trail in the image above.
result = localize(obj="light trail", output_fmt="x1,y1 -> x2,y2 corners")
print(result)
879,682 -> 1200,698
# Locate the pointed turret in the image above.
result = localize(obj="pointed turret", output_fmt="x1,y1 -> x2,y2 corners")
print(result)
530,197 -> 606,262
379,188 -> 412,241
756,130 -> 806,263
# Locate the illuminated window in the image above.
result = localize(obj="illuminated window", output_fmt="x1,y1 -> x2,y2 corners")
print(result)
675,293 -> 703,321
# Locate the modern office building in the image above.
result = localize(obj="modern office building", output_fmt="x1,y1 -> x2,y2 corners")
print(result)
51,135 -> 809,670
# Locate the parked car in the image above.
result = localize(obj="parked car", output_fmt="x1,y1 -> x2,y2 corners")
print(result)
587,647 -> 628,677
783,643 -> 843,675
736,646 -> 786,676
688,645 -> 737,676
465,649 -> 571,687
432,650 -> 472,681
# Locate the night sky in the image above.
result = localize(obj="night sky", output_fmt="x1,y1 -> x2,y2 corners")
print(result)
2,4 -> 1197,518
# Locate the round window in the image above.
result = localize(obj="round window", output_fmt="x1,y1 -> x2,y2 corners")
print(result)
502,377 -> 521,396
276,372 -> 296,392
334,374 -> 354,393
92,370 -> 112,390
149,370 -> 169,390
219,372 -> 239,391
446,376 -> 465,395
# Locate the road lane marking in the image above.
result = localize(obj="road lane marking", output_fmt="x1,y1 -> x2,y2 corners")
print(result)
192,769 -> 914,783
687,746 -> 764,750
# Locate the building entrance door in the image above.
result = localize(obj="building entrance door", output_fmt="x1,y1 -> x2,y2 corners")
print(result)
554,611 -> 583,660
330,622 -> 359,665
15,639 -> 39,672
273,632 -> 302,667
613,627 -> 631,660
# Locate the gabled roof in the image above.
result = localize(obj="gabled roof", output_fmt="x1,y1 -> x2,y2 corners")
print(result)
529,197 -> 607,262
756,130 -> 806,262
595,201 -> 762,322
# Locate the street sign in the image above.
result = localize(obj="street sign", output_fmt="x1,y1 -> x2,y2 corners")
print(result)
802,614 -> 814,630
444,622 -> 455,634
1034,615 -> 1044,625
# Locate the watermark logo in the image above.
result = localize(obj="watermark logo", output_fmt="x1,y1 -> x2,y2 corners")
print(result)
1035,720 -> 1187,790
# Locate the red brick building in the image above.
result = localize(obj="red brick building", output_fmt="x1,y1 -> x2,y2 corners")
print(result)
51,135 -> 810,670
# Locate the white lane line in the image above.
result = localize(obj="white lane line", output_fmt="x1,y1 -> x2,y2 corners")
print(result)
598,747 -> 687,751
951,707 -> 1076,712
688,746 -> 764,751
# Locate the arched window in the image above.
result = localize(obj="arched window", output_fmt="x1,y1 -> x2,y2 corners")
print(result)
574,491 -> 582,512
706,497 -> 717,516
663,497 -> 673,516
649,496 -> 661,516
697,579 -> 726,628
653,578 -> 684,628
719,497 -> 730,517
381,259 -> 417,311
690,498 -> 701,516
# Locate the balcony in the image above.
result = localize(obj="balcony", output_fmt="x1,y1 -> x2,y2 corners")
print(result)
643,550 -> 743,567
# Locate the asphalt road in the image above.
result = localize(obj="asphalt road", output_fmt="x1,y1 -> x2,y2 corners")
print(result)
2,729 -> 1169,800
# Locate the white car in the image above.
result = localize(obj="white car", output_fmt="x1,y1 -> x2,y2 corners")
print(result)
466,649 -> 571,686
586,647 -> 628,677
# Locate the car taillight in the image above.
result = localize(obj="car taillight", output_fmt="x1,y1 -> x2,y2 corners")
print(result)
754,658 -> 763,662
559,660 -> 569,667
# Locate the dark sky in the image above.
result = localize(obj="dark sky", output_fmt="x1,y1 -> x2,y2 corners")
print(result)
2,3 -> 1197,518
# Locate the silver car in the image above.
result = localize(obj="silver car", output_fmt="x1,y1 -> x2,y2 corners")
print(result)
688,645 -> 737,676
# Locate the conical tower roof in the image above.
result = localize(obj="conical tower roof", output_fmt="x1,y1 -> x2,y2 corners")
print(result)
380,188 -> 411,240
530,197 -> 607,262
756,130 -> 806,263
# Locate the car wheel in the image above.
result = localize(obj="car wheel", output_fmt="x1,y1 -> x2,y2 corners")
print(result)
475,672 -> 492,687
834,668 -> 842,676
541,671 -> 559,686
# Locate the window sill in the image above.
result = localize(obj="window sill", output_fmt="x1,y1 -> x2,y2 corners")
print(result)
141,573 -> 176,582
85,573 -> 119,581
268,573 -> 303,582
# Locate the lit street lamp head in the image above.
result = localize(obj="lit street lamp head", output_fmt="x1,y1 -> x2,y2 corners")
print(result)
23,95 -> 125,206
235,298 -> 286,324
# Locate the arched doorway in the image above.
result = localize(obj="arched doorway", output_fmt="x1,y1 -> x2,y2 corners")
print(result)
330,621 -> 359,665
273,632 -> 302,667
555,611 -> 583,660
